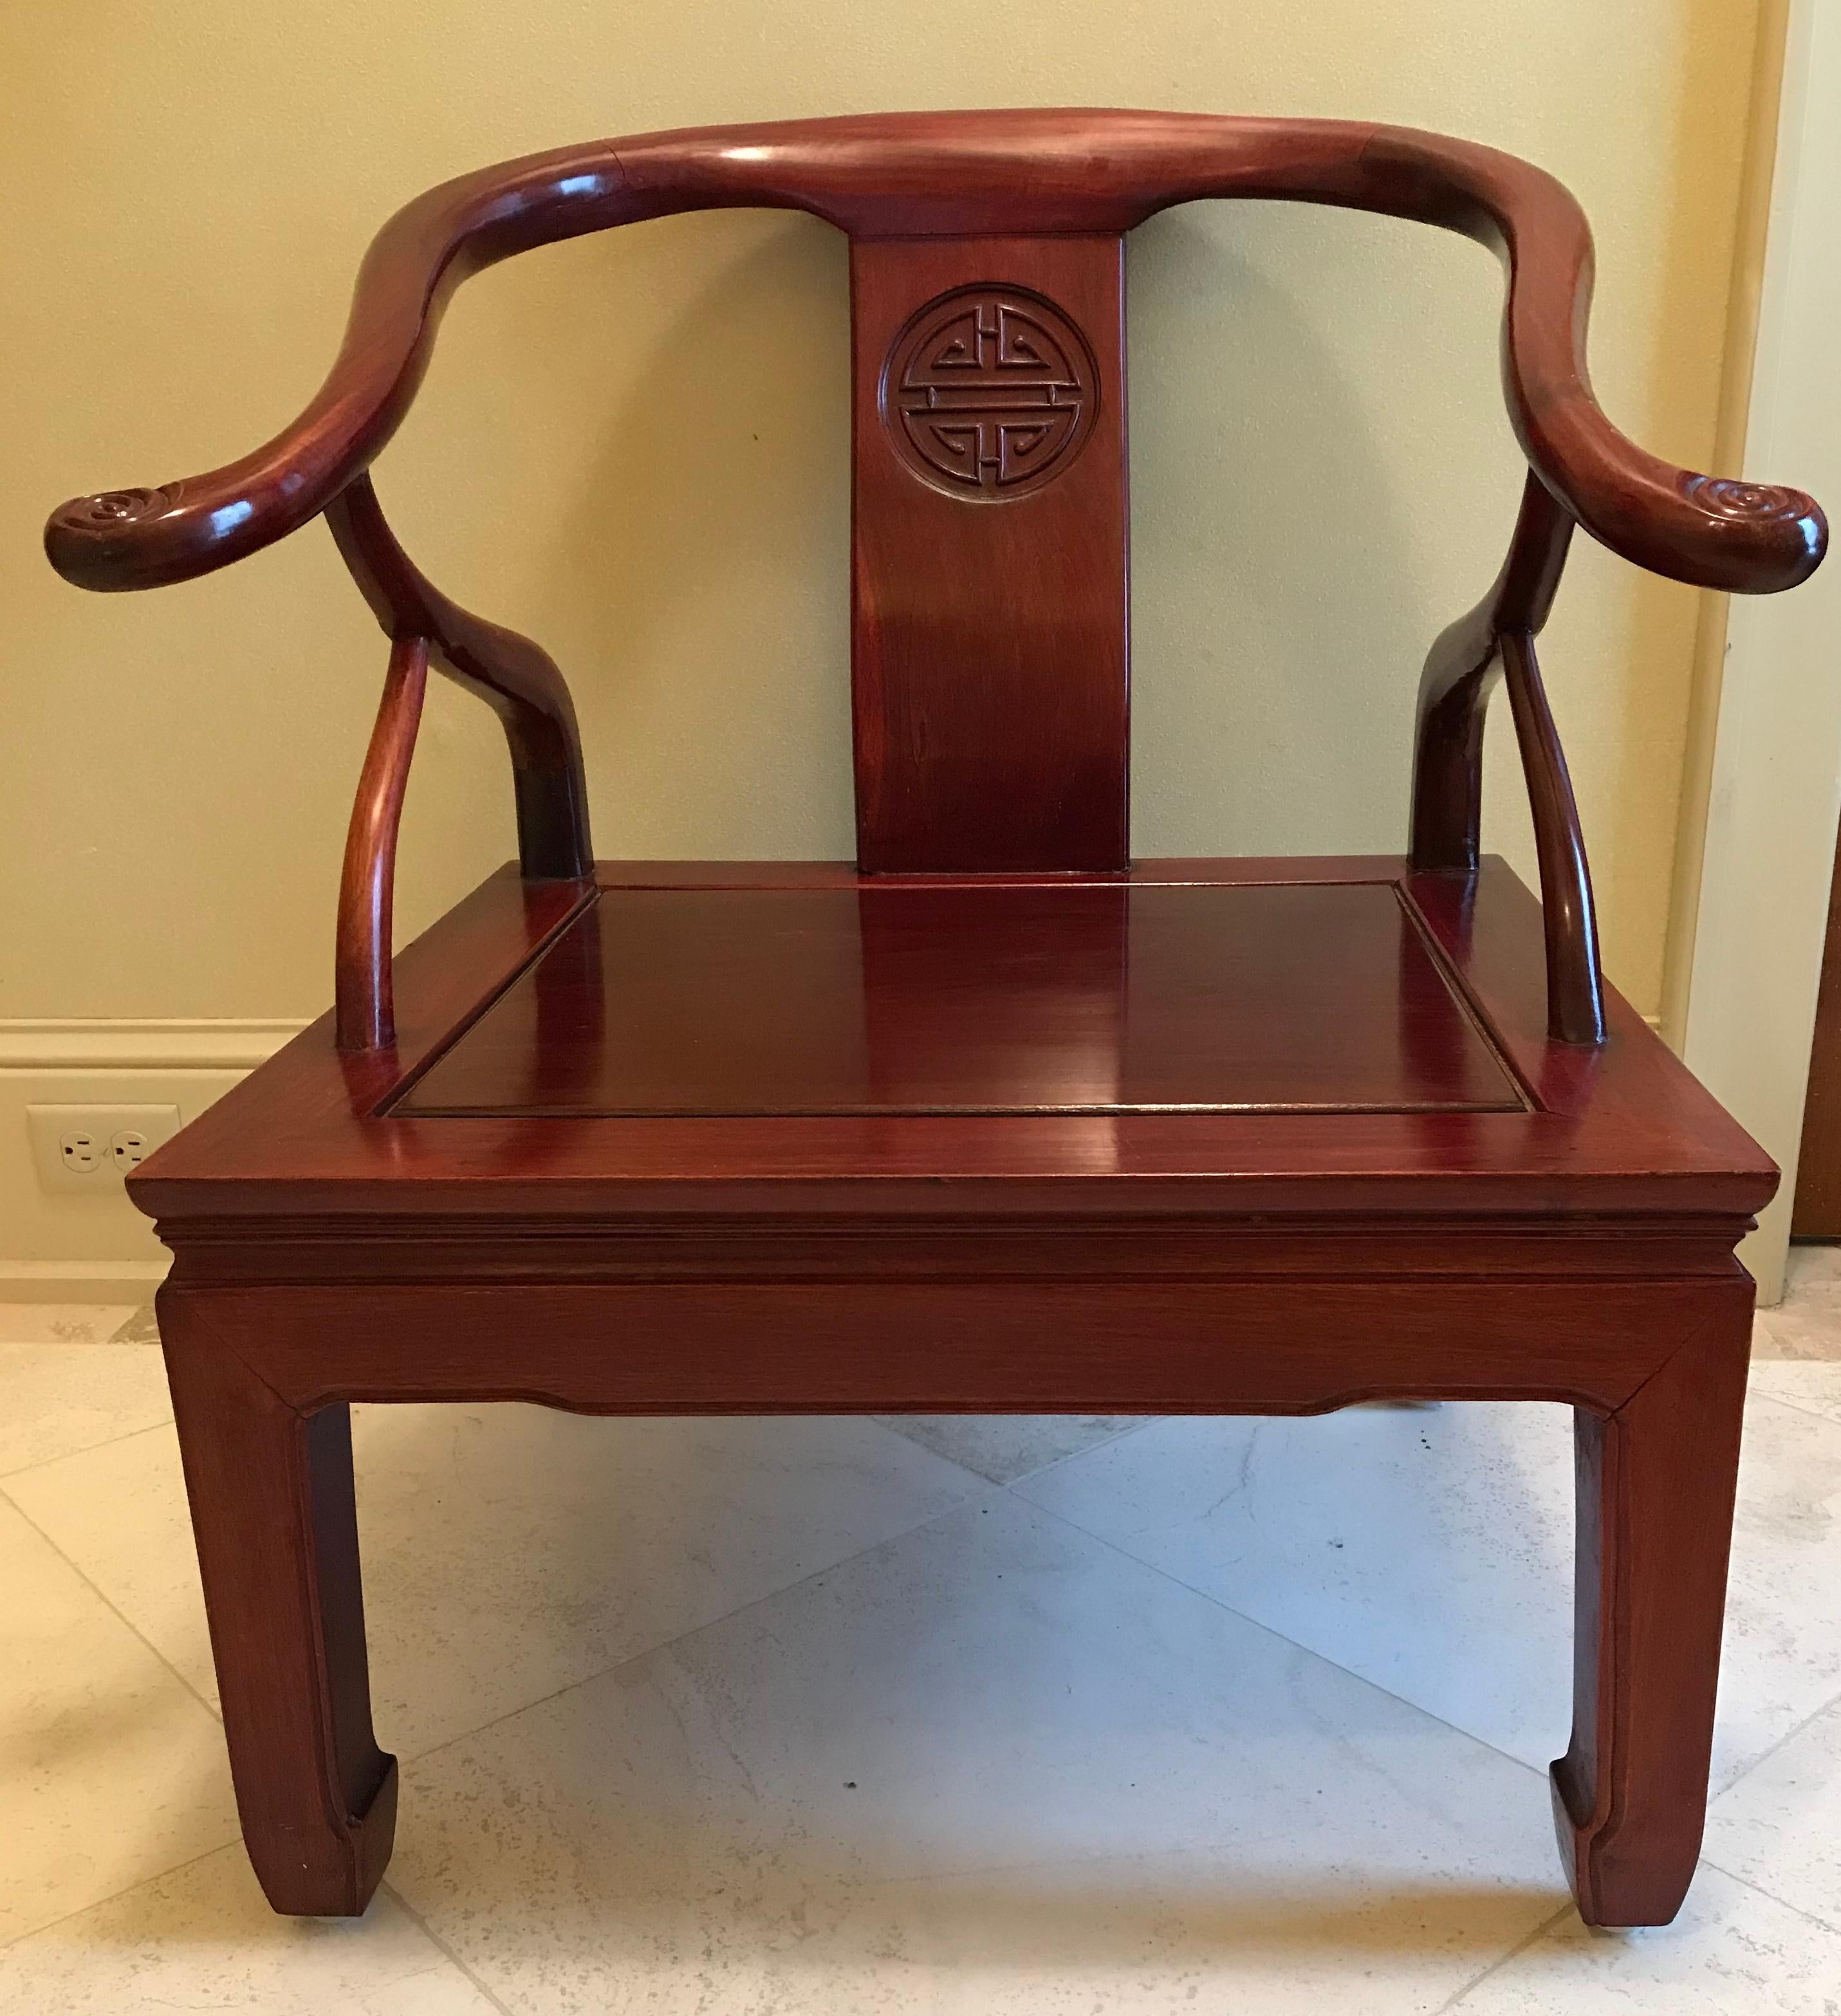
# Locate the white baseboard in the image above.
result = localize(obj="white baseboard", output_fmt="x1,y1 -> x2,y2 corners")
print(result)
0,1019 -> 306,1071
0,1019 -> 306,1295
0,1259 -> 172,1304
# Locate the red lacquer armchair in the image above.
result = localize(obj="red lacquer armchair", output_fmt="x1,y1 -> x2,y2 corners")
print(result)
46,110 -> 1825,1927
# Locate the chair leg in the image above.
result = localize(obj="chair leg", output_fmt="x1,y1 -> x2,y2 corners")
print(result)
161,1297 -> 396,1915
1551,1300 -> 1750,1927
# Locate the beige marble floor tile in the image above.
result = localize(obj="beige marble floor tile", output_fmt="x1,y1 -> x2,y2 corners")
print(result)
1749,1358 -> 1841,1427
387,1496 -> 1563,2014
1755,1300 -> 1841,1361
873,1412 -> 1147,1482
0,1304 -> 140,1346
0,1345 -> 172,1478
0,1844 -> 500,2013
1447,1867 -> 1841,2012
1017,1391 -> 1841,1789
1786,1243 -> 1841,1290
0,1495 -> 238,1945
8,1404 -> 987,1762
1754,1246 -> 1841,1360
1703,1692 -> 1841,1933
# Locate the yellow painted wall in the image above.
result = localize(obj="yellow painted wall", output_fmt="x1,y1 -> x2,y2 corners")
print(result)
3,1 -> 1763,1022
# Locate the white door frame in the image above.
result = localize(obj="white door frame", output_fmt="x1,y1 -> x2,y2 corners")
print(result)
1681,0 -> 1841,1302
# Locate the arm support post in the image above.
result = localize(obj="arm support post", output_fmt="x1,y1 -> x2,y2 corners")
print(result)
336,632 -> 428,1052
1501,628 -> 1605,1046
1411,474 -> 1602,1045
323,476 -> 592,1049
1411,474 -> 1573,878
324,477 -> 592,882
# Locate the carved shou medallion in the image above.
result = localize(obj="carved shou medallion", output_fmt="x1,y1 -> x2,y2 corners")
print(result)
882,284 -> 1098,499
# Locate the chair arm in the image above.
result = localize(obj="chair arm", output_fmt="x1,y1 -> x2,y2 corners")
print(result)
1347,128 -> 1824,595
44,142 -> 636,593
45,113 -> 1825,598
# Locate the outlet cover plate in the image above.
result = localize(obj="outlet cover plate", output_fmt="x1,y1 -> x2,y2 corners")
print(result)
26,1104 -> 181,1195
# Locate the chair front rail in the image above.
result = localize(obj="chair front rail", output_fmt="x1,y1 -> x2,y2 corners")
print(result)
336,632 -> 428,1052
324,476 -> 592,881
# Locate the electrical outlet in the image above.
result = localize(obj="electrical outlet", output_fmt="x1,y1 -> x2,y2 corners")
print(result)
27,1104 -> 181,1194
59,1125 -> 104,1176
111,1126 -> 159,1171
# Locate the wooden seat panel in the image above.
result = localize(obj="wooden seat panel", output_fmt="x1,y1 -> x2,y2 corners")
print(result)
134,858 -> 1773,1225
392,880 -> 1526,1120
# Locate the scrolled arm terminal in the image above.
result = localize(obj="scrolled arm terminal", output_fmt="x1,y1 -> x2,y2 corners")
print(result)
45,143 -> 633,592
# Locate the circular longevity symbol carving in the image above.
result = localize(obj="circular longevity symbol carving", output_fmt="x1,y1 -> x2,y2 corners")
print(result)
882,284 -> 1098,499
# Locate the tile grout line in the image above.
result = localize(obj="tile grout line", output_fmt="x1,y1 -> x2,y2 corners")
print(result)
1697,1852 -> 1841,1941
854,1414 -> 1016,1489
393,1484 -> 995,1771
7,1404 -> 995,1772
1704,1675 -> 1841,1811
1007,1428 -> 1841,1808
988,1414 -> 1165,1488
1427,1901 -> 1576,2013
860,1412 -> 1162,1489
1743,1382 -> 1841,1430
1009,1488 -> 1560,1788
0,1411 -> 176,1487
378,1879 -> 519,2016
0,1478 -> 226,1730
0,1840 -> 239,1957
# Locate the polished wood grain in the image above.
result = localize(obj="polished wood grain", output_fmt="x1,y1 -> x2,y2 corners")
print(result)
1553,1292 -> 1752,1925
325,476 -> 591,882
161,1299 -> 396,1914
128,852 -> 1772,1927
136,860 -> 1774,1226
851,236 -> 1129,869
392,881 -> 1524,1116
1409,474 -> 1601,1042
46,111 -> 1824,598
1411,471 -> 1572,879
335,632 -> 427,1051
45,108 -> 1822,1930
154,1249 -> 1748,1930
1501,630 -> 1605,1044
